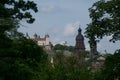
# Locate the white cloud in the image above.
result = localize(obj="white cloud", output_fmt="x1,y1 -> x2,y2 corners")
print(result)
63,23 -> 75,36
40,5 -> 57,13
41,6 -> 54,12
63,21 -> 81,36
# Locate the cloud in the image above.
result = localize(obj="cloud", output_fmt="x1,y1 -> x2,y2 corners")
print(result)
63,23 -> 75,36
40,5 -> 60,13
41,5 -> 55,12
63,21 -> 81,36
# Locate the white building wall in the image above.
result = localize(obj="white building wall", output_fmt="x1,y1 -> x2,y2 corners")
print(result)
38,41 -> 46,46
33,35 -> 51,50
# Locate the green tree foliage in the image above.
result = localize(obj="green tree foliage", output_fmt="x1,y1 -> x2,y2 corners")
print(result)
53,44 -> 75,52
84,1 -> 120,79
93,49 -> 120,80
40,52 -> 93,80
0,37 -> 47,80
0,0 -> 38,50
85,0 -> 120,43
0,19 -> 21,55
0,0 -> 38,52
0,0 -> 49,80
0,0 -> 38,23
53,44 -> 65,50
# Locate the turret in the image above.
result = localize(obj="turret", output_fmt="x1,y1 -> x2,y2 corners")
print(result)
34,33 -> 38,38
45,34 -> 50,45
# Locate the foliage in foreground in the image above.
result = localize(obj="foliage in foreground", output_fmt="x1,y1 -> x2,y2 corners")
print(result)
85,0 -> 120,45
94,49 -> 120,80
0,36 -> 47,80
39,52 -> 94,80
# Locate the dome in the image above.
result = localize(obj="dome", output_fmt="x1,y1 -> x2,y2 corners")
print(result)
76,27 -> 84,40
76,34 -> 84,40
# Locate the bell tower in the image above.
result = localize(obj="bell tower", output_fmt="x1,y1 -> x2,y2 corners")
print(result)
75,27 -> 85,57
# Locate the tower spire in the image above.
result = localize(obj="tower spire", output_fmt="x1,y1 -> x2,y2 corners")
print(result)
75,27 -> 85,60
78,27 -> 82,33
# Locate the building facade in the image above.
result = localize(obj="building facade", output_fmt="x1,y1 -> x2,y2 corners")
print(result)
32,33 -> 52,50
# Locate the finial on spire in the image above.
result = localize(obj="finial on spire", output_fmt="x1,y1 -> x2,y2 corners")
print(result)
34,33 -> 37,38
78,27 -> 81,33
78,24 -> 81,32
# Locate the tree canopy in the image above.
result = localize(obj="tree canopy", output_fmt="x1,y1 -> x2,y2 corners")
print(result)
0,0 -> 49,80
85,0 -> 120,43
94,49 -> 120,80
53,44 -> 75,52
84,0 -> 120,79
0,0 -> 38,23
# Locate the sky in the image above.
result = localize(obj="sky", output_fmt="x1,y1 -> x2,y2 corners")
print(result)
19,0 -> 120,54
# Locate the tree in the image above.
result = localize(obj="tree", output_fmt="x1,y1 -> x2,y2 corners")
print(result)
53,44 -> 75,52
85,0 -> 120,43
0,0 -> 38,52
0,37 -> 48,80
0,0 -> 38,23
94,49 -> 120,80
53,44 -> 64,51
0,0 -> 49,80
0,0 -> 38,56
46,52 -> 93,80
0,0 -> 38,48
84,1 -> 120,79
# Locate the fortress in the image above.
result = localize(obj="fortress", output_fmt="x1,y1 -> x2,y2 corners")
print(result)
31,33 -> 52,51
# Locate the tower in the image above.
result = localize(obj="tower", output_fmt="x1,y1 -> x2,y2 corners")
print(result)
45,34 -> 50,45
75,27 -> 85,57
